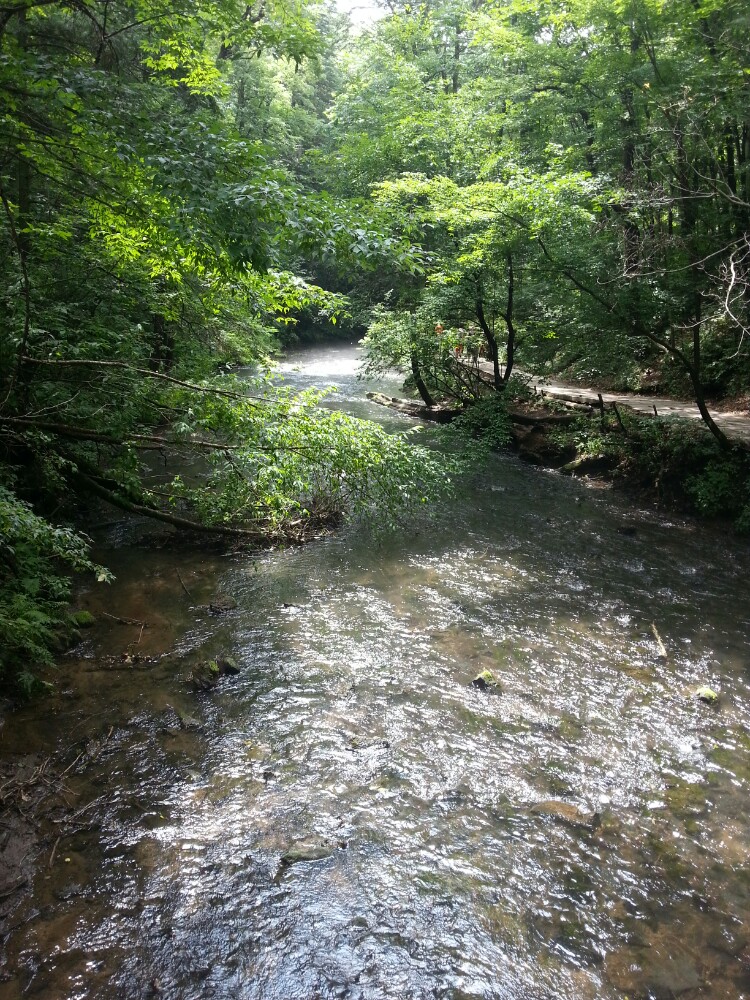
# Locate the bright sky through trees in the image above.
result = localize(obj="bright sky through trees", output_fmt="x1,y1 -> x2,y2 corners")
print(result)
335,0 -> 382,27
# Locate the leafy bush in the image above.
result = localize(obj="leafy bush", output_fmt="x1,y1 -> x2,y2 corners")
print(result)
0,485 -> 111,695
558,411 -> 750,527
159,375 -> 451,534
447,394 -> 512,451
686,454 -> 750,519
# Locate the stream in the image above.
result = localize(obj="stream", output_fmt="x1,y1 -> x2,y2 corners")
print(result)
2,342 -> 750,999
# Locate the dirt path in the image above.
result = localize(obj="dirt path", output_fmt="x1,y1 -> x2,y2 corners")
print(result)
473,362 -> 750,444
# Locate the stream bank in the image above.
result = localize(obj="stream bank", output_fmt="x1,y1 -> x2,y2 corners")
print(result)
367,383 -> 750,531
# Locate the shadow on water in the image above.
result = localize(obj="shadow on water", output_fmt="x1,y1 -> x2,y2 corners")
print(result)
2,344 -> 750,999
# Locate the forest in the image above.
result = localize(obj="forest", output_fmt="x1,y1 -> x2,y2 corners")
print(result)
1,0 -> 749,691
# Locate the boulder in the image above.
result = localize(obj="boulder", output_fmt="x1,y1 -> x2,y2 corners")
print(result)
205,595 -> 237,615
216,655 -> 240,676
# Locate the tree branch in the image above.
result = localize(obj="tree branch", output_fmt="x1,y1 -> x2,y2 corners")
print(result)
0,185 -> 32,415
0,415 -> 242,451
73,470 -> 267,540
20,357 -> 266,402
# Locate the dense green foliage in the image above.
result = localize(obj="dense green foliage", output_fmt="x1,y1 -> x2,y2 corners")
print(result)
1,0 -> 748,688
552,408 -> 750,527
333,0 -> 749,448
0,0 -> 440,691
0,485 -> 111,694
333,0 -> 749,525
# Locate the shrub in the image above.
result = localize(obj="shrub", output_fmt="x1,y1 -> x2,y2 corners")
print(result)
0,485 -> 111,696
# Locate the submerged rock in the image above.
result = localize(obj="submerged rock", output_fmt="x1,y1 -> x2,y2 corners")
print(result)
605,940 -> 702,998
279,843 -> 334,865
175,708 -> 202,731
275,840 -> 344,879
530,800 -> 600,830
54,882 -> 85,901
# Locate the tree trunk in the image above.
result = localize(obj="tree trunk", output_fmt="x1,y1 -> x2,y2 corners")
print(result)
410,352 -> 435,406
503,252 -> 515,382
475,293 -> 502,391
150,313 -> 174,371
452,22 -> 461,94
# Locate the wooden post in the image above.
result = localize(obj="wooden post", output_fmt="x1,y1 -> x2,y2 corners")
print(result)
611,401 -> 627,434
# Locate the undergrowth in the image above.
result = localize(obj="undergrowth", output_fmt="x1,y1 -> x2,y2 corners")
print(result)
0,484 -> 111,697
551,409 -> 750,530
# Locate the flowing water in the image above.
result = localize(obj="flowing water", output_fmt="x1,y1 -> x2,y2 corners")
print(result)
2,343 -> 750,999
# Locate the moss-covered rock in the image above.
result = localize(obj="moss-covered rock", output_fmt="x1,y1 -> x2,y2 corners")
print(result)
189,660 -> 221,692
471,669 -> 500,692
695,685 -> 719,704
70,610 -> 96,628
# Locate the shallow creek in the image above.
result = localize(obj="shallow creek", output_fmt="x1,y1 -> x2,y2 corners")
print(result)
2,343 -> 750,1000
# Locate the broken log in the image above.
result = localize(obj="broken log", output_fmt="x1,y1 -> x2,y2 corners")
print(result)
507,409 -> 578,426
366,392 -> 463,423
532,389 -> 594,413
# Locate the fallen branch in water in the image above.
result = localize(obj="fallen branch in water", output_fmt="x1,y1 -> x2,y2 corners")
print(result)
0,757 -> 55,807
48,836 -> 61,869
74,470 -> 267,540
102,612 -> 149,627
176,569 -> 193,600
366,391 -> 463,423
0,877 -> 28,899
651,623 -> 668,660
